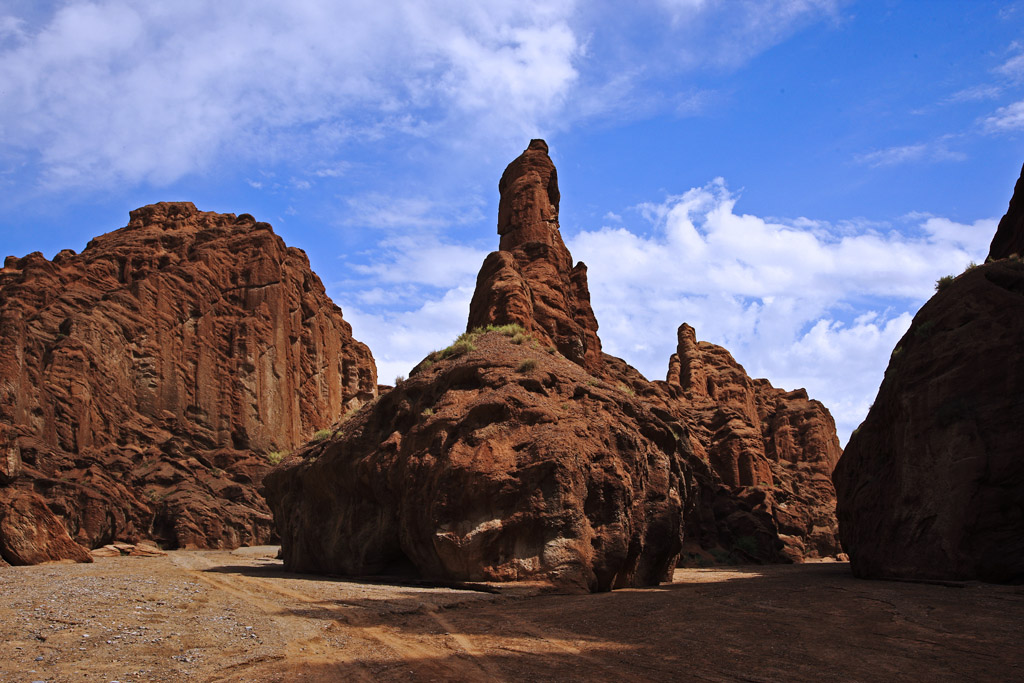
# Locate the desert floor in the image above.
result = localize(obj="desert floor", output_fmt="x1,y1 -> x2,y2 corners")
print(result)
1,548 -> 1021,682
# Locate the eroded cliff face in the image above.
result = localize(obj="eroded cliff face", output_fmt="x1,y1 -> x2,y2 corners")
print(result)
835,167 -> 1024,583
659,324 -> 843,561
266,140 -> 843,590
0,202 -> 376,561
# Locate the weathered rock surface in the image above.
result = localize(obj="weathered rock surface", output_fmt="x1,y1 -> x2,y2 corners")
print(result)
659,324 -> 842,561
266,140 -> 843,589
266,329 -> 698,592
0,202 -> 376,560
468,140 -> 603,373
0,488 -> 93,565
988,162 -> 1024,261
834,257 -> 1024,583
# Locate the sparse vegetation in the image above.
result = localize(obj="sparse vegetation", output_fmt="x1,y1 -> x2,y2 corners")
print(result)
936,261 -> 980,292
394,375 -> 406,385
617,382 -> 636,396
421,407 -> 434,417
312,429 -> 332,442
414,324 -> 532,373
440,338 -> 476,359
891,345 -> 903,358
265,450 -> 288,465
517,358 -> 538,373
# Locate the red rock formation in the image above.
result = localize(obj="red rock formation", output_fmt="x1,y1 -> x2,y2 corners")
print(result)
988,162 -> 1024,261
266,140 -> 844,588
468,140 -> 603,372
654,324 -> 842,561
265,328 -> 697,592
834,258 -> 1024,583
0,202 -> 376,560
0,488 -> 93,565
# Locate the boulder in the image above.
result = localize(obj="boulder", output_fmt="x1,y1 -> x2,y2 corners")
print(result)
0,488 -> 92,565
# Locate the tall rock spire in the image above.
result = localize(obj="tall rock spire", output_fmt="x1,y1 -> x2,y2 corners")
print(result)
467,139 -> 602,372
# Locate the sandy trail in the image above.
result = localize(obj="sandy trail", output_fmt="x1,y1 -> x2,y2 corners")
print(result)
0,549 -> 1021,682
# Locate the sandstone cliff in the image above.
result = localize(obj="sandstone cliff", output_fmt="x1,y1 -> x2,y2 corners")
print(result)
834,168 -> 1024,583
0,202 -> 376,562
265,141 -> 843,590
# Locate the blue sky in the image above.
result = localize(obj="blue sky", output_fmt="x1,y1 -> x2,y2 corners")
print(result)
1,1 -> 1022,444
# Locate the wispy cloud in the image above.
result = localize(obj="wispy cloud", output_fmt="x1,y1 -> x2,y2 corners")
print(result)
854,140 -> 965,167
996,52 -> 1024,82
944,84 -> 1003,104
0,0 -> 848,194
0,1 -> 582,190
982,100 -> 1024,133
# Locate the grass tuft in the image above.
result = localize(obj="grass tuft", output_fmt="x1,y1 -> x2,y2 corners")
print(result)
516,358 -> 538,373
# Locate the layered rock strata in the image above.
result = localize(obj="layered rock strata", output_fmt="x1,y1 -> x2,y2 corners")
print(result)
835,170 -> 1024,583
266,140 -> 843,590
0,202 -> 376,562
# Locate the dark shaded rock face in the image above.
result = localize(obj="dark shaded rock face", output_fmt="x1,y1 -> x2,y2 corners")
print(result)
0,202 -> 376,561
988,162 -> 1024,261
266,140 -> 844,590
266,330 -> 698,592
468,140 -> 603,373
834,258 -> 1024,583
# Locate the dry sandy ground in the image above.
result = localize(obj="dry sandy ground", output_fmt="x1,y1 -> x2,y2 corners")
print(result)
0,548 -> 1021,682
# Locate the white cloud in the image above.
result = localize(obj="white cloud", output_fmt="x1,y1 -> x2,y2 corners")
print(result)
982,100 -> 1024,133
342,284 -> 475,386
349,236 -> 488,288
0,0 -> 850,193
332,177 -> 992,444
0,1 -> 581,189
343,193 -> 486,231
566,180 -> 993,443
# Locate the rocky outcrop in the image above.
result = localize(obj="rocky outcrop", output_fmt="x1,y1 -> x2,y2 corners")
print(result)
834,257 -> 1024,583
0,488 -> 94,565
265,328 -> 698,592
988,162 -> 1024,261
468,140 -> 603,373
266,140 -> 843,590
659,324 -> 842,561
0,202 -> 376,560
